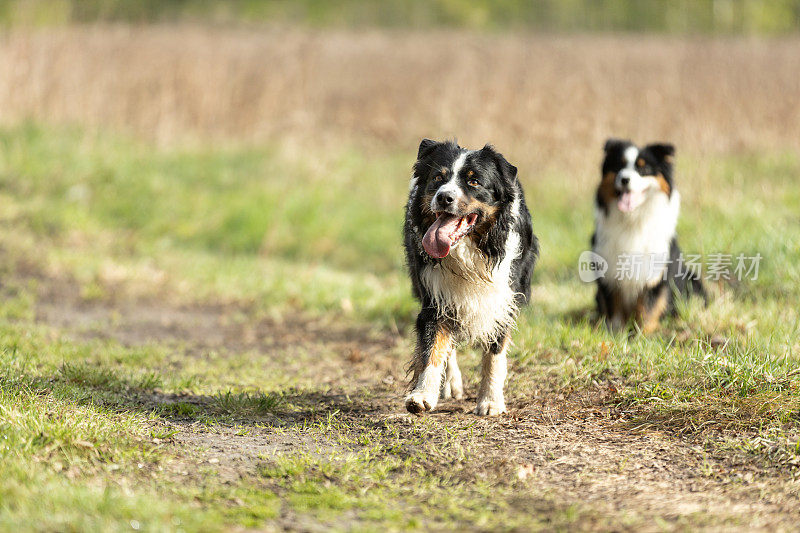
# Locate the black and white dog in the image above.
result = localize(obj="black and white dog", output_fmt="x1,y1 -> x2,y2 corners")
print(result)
592,139 -> 705,332
404,139 -> 537,415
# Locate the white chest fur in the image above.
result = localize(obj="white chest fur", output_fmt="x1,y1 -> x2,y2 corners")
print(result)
420,230 -> 521,344
594,190 -> 680,307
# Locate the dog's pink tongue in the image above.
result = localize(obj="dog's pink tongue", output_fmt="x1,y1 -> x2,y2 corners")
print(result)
422,215 -> 460,258
617,191 -> 635,213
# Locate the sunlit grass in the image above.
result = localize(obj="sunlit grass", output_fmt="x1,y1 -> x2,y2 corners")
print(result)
0,122 -> 799,529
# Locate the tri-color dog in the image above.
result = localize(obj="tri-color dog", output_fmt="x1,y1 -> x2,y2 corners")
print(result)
403,139 -> 538,415
592,139 -> 705,332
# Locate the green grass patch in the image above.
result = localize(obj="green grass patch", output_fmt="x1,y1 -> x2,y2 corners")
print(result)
0,122 -> 799,529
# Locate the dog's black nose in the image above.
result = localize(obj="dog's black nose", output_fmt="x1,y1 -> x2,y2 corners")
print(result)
436,192 -> 455,207
620,176 -> 630,187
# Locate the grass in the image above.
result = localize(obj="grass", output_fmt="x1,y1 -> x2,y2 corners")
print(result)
5,0 -> 800,35
0,368 -> 223,531
2,28 -> 800,172
0,120 -> 798,529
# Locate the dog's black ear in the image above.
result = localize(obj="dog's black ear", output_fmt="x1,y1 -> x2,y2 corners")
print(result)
603,138 -> 628,153
417,138 -> 439,159
481,144 -> 518,182
646,143 -> 675,164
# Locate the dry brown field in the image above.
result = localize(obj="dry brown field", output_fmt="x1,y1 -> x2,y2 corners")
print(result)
1,26 -> 799,174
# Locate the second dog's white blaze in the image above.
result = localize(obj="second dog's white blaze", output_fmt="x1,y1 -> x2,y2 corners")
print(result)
420,195 -> 522,344
475,337 -> 509,416
616,146 -> 655,196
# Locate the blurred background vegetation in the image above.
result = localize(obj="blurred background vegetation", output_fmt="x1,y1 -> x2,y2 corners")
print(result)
2,0 -> 800,34
1,1 -> 800,531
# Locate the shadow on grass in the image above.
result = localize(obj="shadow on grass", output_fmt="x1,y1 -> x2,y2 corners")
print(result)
559,306 -> 597,326
12,361 -> 395,430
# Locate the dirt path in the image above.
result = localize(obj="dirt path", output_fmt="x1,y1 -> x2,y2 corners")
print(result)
32,274 -> 405,389
28,274 -> 800,531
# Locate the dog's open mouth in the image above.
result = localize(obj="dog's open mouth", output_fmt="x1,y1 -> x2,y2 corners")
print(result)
422,212 -> 479,258
617,189 -> 646,213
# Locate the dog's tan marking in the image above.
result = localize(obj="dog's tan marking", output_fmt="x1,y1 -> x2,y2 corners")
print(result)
462,198 -> 499,218
636,157 -> 646,168
466,199 -> 501,245
428,329 -> 451,367
636,287 -> 668,334
406,327 -> 452,414
599,171 -> 617,206
654,173 -> 671,196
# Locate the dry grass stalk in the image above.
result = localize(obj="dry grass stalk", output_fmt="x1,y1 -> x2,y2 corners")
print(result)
1,26 -> 798,175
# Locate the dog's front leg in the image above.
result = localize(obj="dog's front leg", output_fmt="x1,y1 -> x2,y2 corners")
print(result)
635,284 -> 668,334
405,309 -> 451,414
440,348 -> 464,400
605,288 -> 627,333
475,334 -> 509,416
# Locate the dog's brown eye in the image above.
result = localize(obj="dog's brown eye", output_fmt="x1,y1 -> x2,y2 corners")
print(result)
432,174 -> 443,182
468,179 -> 480,187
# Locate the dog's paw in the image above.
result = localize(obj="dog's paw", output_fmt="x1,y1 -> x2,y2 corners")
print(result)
405,392 -> 437,414
474,399 -> 506,416
440,376 -> 464,400
448,378 -> 464,400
